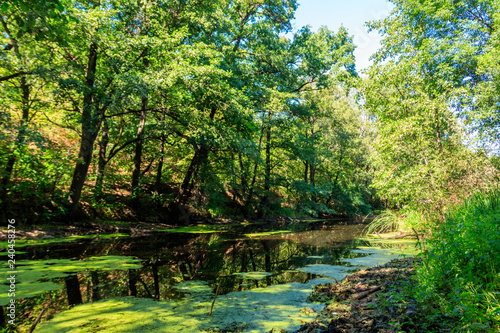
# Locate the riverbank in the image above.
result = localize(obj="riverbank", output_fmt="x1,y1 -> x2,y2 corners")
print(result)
295,257 -> 456,333
0,216 -> 363,241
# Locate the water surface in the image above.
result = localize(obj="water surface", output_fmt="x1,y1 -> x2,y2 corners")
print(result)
0,220 -> 416,332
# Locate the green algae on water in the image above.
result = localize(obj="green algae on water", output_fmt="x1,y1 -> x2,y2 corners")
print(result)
160,225 -> 224,234
35,236 -> 419,332
233,272 -> 273,280
0,255 -> 142,306
244,230 -> 292,238
305,255 -> 325,259
173,280 -> 214,301
0,233 -> 129,251
38,275 -> 337,333
299,244 -> 418,281
357,237 -> 419,247
297,265 -> 358,280
340,245 -> 417,267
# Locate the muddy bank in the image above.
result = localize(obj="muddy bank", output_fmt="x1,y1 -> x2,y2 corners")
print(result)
295,257 -> 454,333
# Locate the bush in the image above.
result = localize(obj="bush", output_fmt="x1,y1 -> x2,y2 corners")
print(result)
416,189 -> 500,331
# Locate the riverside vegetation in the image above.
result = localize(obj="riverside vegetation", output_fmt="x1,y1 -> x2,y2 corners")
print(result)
1,0 -> 500,332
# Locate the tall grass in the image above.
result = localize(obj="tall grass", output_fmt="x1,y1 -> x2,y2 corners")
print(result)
364,209 -> 429,235
416,188 -> 500,332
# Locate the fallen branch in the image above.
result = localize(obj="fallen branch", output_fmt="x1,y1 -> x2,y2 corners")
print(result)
138,278 -> 154,299
209,278 -> 222,316
28,308 -> 45,333
352,284 -> 386,300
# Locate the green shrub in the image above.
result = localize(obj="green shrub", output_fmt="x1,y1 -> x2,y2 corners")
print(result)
417,189 -> 500,332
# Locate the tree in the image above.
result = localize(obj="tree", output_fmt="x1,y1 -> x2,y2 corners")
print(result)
167,0 -> 300,217
0,0 -> 66,203
0,0 -> 375,222
292,86 -> 373,215
52,0 -> 215,216
368,0 -> 498,147
364,57 -> 496,216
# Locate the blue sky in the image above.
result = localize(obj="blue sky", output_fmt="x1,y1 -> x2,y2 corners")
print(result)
290,0 -> 394,71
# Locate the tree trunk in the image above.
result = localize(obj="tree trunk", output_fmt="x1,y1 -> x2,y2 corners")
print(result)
238,152 -> 248,197
65,275 -> 83,306
243,126 -> 264,211
178,145 -> 209,205
131,96 -> 147,195
67,41 -> 100,218
152,261 -> 160,300
261,240 -> 272,286
91,271 -> 101,302
264,125 -> 271,193
259,123 -> 271,217
309,126 -> 316,202
155,111 -> 166,193
128,269 -> 138,297
310,165 -> 316,186
175,108 -> 216,206
0,306 -> 4,327
304,161 -> 309,184
310,164 -> 316,202
95,118 -> 109,195
132,55 -> 149,196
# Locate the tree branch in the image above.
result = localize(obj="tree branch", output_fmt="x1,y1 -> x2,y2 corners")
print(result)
0,71 -> 31,82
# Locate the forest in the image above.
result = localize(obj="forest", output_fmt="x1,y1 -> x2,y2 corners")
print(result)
0,0 -> 369,223
1,0 -> 500,332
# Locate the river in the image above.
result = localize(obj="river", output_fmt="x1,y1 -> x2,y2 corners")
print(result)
0,220 -> 416,332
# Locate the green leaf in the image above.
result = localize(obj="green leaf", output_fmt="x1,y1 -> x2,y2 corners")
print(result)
19,1 -> 28,11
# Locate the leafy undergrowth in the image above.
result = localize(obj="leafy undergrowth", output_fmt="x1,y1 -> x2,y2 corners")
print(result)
295,257 -> 457,333
416,189 -> 500,332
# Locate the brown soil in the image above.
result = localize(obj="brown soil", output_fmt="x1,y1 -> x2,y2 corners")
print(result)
295,257 -> 454,333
